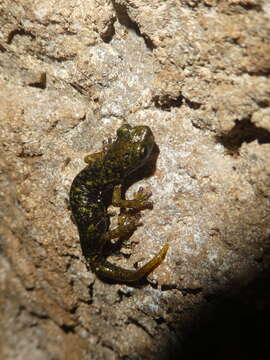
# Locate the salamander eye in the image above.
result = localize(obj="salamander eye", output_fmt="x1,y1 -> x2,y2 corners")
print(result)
117,124 -> 132,137
140,146 -> 148,158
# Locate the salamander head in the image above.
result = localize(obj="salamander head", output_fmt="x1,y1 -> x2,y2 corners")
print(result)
105,124 -> 155,177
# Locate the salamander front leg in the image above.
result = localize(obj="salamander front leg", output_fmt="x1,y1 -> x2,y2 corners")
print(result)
112,185 -> 153,210
84,151 -> 105,164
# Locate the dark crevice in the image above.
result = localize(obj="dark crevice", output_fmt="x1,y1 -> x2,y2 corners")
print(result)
88,281 -> 94,302
100,341 -> 115,353
244,69 -> 270,77
127,316 -> 154,338
231,1 -> 262,12
117,287 -> 133,301
18,150 -> 43,158
153,94 -> 183,111
60,323 -> 76,334
216,116 -> 270,151
70,305 -> 78,314
29,311 -> 49,320
25,285 -> 35,291
0,43 -> 7,52
45,53 -> 76,63
80,298 -> 93,306
7,28 -> 36,44
178,287 -> 203,296
161,284 -> 203,295
161,284 -> 178,291
70,82 -> 87,95
47,120 -> 59,133
101,18 -> 116,43
111,0 -> 156,51
153,94 -> 202,111
255,99 -> 270,108
28,72 -> 47,89
184,97 -> 202,110
60,252 -> 80,260
155,316 -> 166,325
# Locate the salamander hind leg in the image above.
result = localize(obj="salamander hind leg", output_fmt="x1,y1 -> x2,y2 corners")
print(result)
101,212 -> 141,243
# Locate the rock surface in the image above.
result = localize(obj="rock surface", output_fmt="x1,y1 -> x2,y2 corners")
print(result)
1,0 -> 270,359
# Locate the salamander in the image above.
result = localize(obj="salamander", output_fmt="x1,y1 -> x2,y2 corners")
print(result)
69,123 -> 169,282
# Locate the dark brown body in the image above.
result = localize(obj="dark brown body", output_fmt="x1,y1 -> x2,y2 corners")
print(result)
69,124 -> 168,282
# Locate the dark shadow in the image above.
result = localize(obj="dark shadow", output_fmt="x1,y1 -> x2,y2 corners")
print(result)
153,94 -> 184,111
153,94 -> 202,112
111,0 -> 156,51
123,142 -> 159,190
7,28 -> 35,44
0,43 -> 7,52
28,72 -> 47,89
232,2 -> 262,11
100,18 -> 116,43
216,116 -> 270,153
158,268 -> 270,360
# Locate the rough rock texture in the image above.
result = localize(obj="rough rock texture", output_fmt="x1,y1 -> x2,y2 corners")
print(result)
1,0 -> 270,359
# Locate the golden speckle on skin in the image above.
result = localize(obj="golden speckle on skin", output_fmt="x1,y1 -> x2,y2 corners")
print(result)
87,224 -> 95,232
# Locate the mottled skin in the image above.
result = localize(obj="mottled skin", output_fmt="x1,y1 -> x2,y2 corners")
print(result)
69,124 -> 168,282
